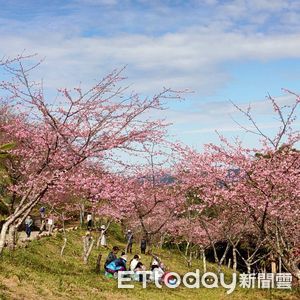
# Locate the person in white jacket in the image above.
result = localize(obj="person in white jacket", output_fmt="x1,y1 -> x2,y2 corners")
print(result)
99,225 -> 107,247
130,254 -> 140,271
149,265 -> 164,282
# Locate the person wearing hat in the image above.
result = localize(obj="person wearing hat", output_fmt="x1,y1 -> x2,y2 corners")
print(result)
150,258 -> 165,282
125,229 -> 133,253
99,225 -> 107,247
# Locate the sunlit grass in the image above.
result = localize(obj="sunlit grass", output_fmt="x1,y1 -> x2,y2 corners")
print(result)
0,228 -> 299,300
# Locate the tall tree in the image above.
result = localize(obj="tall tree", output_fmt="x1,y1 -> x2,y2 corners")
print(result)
0,55 -> 182,255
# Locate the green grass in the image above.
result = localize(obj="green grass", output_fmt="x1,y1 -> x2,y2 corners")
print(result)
0,228 -> 299,300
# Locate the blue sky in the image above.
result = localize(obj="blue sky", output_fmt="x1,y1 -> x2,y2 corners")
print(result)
1,0 -> 300,149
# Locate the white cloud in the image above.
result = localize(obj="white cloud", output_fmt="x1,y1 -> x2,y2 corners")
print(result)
1,28 -> 300,95
1,0 -> 300,148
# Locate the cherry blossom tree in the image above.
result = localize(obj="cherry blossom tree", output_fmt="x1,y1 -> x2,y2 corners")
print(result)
107,142 -> 184,250
175,91 -> 300,281
0,55 -> 183,255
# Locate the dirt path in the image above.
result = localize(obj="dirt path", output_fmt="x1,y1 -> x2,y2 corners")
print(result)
16,231 -> 40,241
5,227 -> 77,246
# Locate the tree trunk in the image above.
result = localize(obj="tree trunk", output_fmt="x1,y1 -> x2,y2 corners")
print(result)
201,248 -> 207,273
212,243 -> 218,264
7,224 -> 17,250
145,233 -> 152,253
60,218 -> 67,256
95,253 -> 102,273
60,237 -> 67,256
278,257 -> 282,273
0,219 -> 13,255
227,258 -> 231,269
271,261 -> 277,274
159,233 -> 165,249
185,241 -> 190,256
83,236 -> 94,264
233,247 -> 237,272
0,185 -> 48,256
217,242 -> 230,273
281,257 -> 300,284
187,250 -> 192,268
0,212 -> 30,255
85,239 -> 94,264
0,208 -> 33,254
79,204 -> 85,228
246,262 -> 251,274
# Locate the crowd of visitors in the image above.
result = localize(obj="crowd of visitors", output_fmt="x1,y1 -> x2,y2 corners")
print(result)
23,210 -> 161,284
104,246 -> 167,283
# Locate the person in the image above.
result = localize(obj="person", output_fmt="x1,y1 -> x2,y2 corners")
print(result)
149,260 -> 165,282
130,255 -> 147,281
104,246 -> 120,271
39,206 -> 46,219
105,254 -> 127,277
149,254 -> 167,282
87,213 -> 93,230
141,237 -> 147,254
134,261 -> 146,272
25,215 -> 33,239
130,254 -> 140,271
115,255 -> 127,271
99,225 -> 107,247
39,207 -> 46,234
47,217 -> 54,233
125,230 -> 133,253
150,256 -> 160,271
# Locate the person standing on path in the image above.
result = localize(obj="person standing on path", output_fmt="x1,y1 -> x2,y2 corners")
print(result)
125,230 -> 133,254
25,215 -> 33,239
47,216 -> 54,233
39,206 -> 46,234
39,206 -> 46,219
87,213 -> 93,230
140,237 -> 147,254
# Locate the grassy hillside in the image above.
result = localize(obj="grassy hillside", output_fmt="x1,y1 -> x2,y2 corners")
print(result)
0,225 -> 299,300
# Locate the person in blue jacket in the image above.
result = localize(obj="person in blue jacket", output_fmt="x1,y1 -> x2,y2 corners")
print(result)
105,254 -> 127,276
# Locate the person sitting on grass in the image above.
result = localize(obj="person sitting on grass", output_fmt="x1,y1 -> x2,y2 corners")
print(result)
150,255 -> 160,271
149,263 -> 165,282
129,254 -> 146,281
130,254 -> 140,271
104,246 -> 120,271
132,261 -> 147,282
149,255 -> 166,282
105,254 -> 128,278
115,254 -> 127,271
